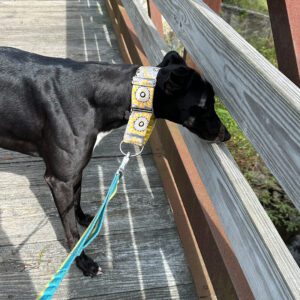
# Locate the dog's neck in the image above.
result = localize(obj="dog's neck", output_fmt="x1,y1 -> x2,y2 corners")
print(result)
92,64 -> 138,131
92,64 -> 164,132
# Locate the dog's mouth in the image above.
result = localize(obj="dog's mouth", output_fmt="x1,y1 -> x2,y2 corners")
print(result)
184,116 -> 231,143
212,123 -> 231,143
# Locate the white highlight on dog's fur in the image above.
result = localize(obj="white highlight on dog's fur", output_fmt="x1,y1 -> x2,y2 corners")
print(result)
93,131 -> 112,150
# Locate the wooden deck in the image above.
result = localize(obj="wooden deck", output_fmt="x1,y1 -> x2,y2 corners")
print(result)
0,1 -> 197,299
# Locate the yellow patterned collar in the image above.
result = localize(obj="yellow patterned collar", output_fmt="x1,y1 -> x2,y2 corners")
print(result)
123,66 -> 160,147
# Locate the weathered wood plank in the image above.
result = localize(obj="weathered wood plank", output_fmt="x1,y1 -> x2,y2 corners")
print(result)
120,0 -> 166,65
0,156 -> 162,190
152,121 -> 252,298
0,29 -> 118,38
0,186 -> 165,217
0,39 -> 119,49
72,284 -> 198,300
121,0 -> 300,298
150,129 -> 216,299
182,128 -> 300,299
155,0 -> 300,212
147,0 -> 163,37
0,194 -> 175,246
0,229 -> 188,276
0,228 -> 196,299
0,0 -> 122,62
0,154 -> 166,246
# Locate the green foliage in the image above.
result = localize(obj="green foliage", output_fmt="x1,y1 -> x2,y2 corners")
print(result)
163,23 -> 184,55
224,0 -> 268,13
246,35 -> 277,66
215,100 -> 257,173
246,170 -> 300,241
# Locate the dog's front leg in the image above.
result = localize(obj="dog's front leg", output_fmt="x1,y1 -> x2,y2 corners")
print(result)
74,175 -> 94,227
45,172 -> 100,277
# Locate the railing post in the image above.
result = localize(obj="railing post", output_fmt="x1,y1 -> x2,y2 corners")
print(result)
203,0 -> 222,13
105,0 -> 148,65
267,0 -> 300,86
146,0 -> 163,37
183,0 -> 221,70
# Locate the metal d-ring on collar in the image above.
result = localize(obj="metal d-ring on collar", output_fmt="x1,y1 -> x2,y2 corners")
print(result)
119,141 -> 144,157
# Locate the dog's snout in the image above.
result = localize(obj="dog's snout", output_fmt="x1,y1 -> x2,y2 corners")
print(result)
213,124 -> 231,143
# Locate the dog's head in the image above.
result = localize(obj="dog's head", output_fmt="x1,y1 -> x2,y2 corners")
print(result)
154,51 -> 230,142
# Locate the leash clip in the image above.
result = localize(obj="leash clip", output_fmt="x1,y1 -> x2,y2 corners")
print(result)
117,152 -> 130,176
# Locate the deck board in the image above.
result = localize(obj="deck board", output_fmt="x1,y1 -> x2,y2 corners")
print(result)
0,0 -> 197,299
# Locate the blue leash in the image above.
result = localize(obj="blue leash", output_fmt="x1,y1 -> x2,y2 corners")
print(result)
37,153 -> 130,300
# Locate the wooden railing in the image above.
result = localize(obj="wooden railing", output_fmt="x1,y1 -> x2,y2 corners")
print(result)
106,0 -> 300,299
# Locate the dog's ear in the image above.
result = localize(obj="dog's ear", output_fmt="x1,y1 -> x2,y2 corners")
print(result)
158,64 -> 194,96
158,51 -> 186,67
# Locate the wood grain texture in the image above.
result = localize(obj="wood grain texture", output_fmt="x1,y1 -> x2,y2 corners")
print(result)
0,0 -> 123,62
152,121 -> 252,299
0,0 -> 197,299
147,0 -> 163,37
154,0 -> 300,213
150,136 -> 216,299
121,0 -> 167,65
0,228 -> 195,299
182,128 -> 300,299
121,0 -> 300,298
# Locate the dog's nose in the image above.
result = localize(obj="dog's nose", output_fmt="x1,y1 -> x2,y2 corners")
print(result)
223,126 -> 231,142
213,124 -> 231,143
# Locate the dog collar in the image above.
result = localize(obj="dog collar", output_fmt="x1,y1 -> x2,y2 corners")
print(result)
123,66 -> 160,147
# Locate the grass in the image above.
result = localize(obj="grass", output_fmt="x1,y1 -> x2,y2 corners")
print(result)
224,0 -> 268,13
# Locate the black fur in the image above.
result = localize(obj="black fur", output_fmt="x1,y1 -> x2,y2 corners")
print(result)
0,47 -> 230,276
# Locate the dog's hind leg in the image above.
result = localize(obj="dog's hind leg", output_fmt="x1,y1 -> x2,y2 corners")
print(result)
44,172 -> 100,277
74,174 -> 94,227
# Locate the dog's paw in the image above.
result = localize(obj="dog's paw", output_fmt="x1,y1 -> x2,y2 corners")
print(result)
76,213 -> 94,228
76,252 -> 102,277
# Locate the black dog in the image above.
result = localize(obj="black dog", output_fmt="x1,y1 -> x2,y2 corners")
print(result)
0,47 -> 230,276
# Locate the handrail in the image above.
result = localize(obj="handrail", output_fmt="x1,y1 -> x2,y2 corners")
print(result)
155,0 -> 300,213
120,0 -> 300,299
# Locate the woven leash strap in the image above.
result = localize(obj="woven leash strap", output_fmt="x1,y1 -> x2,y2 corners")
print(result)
37,153 -> 130,300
